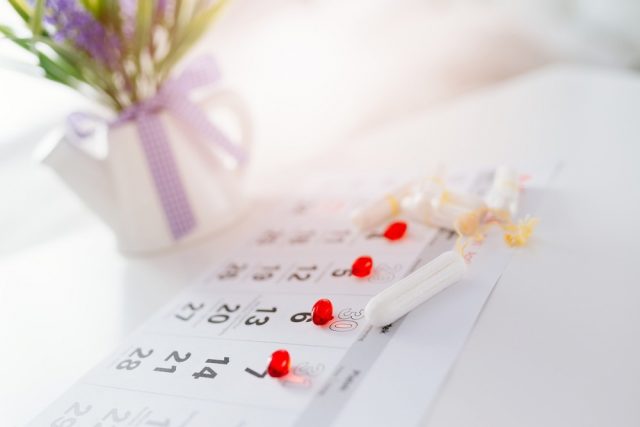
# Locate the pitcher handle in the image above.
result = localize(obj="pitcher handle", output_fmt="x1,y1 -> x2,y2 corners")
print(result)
199,88 -> 253,176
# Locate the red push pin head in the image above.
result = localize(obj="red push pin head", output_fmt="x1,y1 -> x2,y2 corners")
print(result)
383,221 -> 407,241
312,299 -> 333,325
352,256 -> 373,278
268,349 -> 291,378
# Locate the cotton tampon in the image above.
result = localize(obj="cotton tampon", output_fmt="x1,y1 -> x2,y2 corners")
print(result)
485,166 -> 519,215
364,250 -> 466,327
431,190 -> 485,211
401,191 -> 442,226
401,190 -> 484,231
350,183 -> 413,230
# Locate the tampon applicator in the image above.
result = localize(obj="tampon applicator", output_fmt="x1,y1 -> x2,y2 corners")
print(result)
364,250 -> 466,327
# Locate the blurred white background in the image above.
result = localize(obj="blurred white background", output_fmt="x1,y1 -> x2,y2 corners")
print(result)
2,2 -> 640,425
1,0 -> 640,253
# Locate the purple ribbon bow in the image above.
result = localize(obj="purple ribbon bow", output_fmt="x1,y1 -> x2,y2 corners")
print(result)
71,56 -> 246,240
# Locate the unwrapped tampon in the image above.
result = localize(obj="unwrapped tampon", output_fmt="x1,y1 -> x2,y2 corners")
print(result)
350,183 -> 413,230
364,250 -> 466,327
485,166 -> 519,215
401,189 -> 485,231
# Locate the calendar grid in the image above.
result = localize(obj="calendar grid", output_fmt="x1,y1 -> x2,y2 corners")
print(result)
28,170 -> 540,427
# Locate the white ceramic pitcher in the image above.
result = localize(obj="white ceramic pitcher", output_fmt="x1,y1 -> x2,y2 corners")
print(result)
39,89 -> 252,254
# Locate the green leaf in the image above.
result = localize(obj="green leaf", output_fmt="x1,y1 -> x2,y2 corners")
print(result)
135,0 -> 155,55
0,32 -> 85,81
0,12 -> 122,109
7,0 -> 33,24
0,24 -> 30,50
41,49 -> 84,81
38,38 -> 112,87
30,0 -> 45,37
5,31 -> 112,93
0,27 -> 78,89
159,0 -> 228,76
37,52 -> 78,86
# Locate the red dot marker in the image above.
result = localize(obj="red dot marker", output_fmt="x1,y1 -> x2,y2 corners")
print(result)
312,299 -> 334,325
268,349 -> 291,378
383,221 -> 407,241
352,256 -> 373,278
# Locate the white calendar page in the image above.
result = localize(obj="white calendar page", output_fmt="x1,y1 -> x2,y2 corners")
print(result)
29,168 -> 551,427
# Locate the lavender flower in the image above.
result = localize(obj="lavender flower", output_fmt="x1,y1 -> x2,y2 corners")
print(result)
5,0 -> 228,110
44,0 -> 121,69
119,0 -> 137,39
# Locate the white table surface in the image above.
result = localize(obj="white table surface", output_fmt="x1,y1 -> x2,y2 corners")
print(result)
2,64 -> 640,426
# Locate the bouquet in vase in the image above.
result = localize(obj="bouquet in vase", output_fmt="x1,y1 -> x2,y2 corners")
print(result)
1,0 -> 252,254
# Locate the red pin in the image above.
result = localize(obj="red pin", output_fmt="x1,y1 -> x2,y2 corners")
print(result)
352,256 -> 373,278
383,221 -> 407,241
312,299 -> 334,325
267,349 -> 291,378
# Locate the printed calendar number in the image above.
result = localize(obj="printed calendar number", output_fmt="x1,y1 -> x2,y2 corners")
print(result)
153,351 -> 192,374
192,357 -> 230,380
337,308 -> 364,320
220,303 -> 241,313
244,307 -> 277,326
289,230 -> 315,245
244,316 -> 268,326
192,367 -> 218,380
287,265 -> 318,282
321,229 -> 351,244
174,302 -> 204,321
51,418 -> 74,427
256,229 -> 282,245
207,303 -> 241,324
66,402 -> 92,416
217,262 -> 247,281
291,201 -> 310,215
244,366 -> 267,378
116,359 -> 142,370
331,268 -> 352,278
53,402 -> 180,427
50,402 -> 92,427
290,312 -> 312,323
115,344 -> 239,382
252,265 -> 280,281
293,362 -> 324,377
101,408 -> 131,422
130,348 -> 154,358
365,231 -> 384,239
329,320 -> 358,332
116,347 -> 153,371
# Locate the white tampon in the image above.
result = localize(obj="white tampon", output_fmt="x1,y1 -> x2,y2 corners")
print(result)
401,191 -> 442,226
485,166 -> 519,215
401,190 -> 483,231
364,250 -> 466,327
350,183 -> 413,230
431,191 -> 485,211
